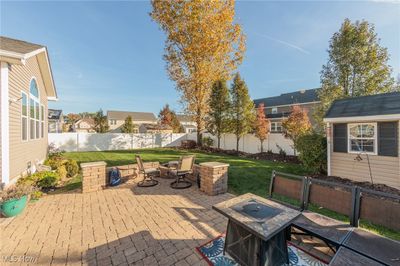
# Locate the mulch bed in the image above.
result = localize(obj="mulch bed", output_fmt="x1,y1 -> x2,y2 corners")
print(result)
198,147 -> 300,164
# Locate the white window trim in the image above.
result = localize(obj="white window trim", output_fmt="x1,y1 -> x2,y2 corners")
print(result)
41,104 -> 45,138
271,107 -> 278,114
347,122 -> 378,155
29,77 -> 41,141
270,121 -> 282,133
21,91 -> 28,142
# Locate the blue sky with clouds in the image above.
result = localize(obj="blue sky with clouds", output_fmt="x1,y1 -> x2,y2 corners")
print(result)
2,1 -> 399,114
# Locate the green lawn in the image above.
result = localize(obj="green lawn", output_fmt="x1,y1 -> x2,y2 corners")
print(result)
63,148 -> 399,241
64,148 -> 307,197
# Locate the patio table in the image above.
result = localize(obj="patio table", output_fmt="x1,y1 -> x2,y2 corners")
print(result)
342,228 -> 400,266
213,193 -> 300,266
329,246 -> 384,266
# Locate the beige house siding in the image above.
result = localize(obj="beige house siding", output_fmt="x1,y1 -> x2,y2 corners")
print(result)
329,121 -> 400,190
8,56 -> 48,181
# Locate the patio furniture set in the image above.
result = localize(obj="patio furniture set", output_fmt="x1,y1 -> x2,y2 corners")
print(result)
135,154 -> 195,189
213,193 -> 400,266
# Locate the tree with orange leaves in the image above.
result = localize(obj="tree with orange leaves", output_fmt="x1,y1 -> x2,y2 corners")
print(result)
254,103 -> 270,153
150,0 -> 246,145
282,105 -> 312,155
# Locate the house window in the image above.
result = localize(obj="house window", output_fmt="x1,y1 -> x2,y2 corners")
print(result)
348,123 -> 377,154
270,122 -> 282,133
21,92 -> 28,141
271,107 -> 278,114
29,78 -> 41,140
41,105 -> 45,138
109,119 -> 116,125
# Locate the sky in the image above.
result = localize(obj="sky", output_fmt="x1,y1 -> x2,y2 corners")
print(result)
1,0 -> 399,115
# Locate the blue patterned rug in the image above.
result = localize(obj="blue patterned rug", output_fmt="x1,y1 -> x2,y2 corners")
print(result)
196,235 -> 328,266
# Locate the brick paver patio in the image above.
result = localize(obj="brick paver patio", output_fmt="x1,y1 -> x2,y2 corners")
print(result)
1,179 -> 234,265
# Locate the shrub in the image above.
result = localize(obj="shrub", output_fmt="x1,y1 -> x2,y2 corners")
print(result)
36,172 -> 59,188
276,144 -> 287,158
44,158 -> 64,170
181,140 -> 197,149
296,132 -> 327,174
31,190 -> 43,200
202,136 -> 214,147
65,160 -> 79,177
57,165 -> 68,179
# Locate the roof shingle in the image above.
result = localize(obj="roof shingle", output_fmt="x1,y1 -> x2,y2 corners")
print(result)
324,92 -> 400,118
0,36 -> 44,55
107,110 -> 157,122
254,88 -> 320,107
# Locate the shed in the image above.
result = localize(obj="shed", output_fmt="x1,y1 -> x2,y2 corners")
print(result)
323,92 -> 400,189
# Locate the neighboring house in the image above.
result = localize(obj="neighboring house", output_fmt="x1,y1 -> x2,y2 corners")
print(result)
73,118 -> 95,133
107,110 -> 157,132
48,109 -> 63,133
176,114 -> 197,133
139,124 -> 173,134
0,36 -> 58,186
324,92 -> 400,190
253,88 -> 320,133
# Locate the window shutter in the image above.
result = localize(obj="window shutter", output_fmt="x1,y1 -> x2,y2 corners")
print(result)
378,122 -> 398,157
333,123 -> 347,153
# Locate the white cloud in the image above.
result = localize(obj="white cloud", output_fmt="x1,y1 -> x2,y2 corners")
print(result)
254,32 -> 311,55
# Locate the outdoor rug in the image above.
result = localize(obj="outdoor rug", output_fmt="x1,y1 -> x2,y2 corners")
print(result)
196,235 -> 328,266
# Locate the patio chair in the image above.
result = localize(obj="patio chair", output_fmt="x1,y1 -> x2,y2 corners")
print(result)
135,155 -> 159,187
170,155 -> 195,189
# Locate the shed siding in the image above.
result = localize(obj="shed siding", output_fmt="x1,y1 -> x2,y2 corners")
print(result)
8,56 -> 48,181
330,121 -> 400,190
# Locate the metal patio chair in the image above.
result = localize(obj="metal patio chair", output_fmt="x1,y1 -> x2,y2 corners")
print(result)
135,155 -> 159,187
170,155 -> 195,189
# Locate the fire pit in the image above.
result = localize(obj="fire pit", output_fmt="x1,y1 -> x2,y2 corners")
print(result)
213,193 -> 300,266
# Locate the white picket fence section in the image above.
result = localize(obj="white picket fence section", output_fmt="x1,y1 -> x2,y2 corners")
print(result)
49,132 -> 295,155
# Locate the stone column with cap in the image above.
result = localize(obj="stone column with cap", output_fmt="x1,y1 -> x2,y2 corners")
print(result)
199,162 -> 229,196
81,161 -> 107,193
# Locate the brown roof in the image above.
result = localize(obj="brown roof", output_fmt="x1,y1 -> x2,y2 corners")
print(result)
0,36 -> 44,55
142,124 -> 172,130
176,114 -> 194,123
107,110 -> 157,122
76,118 -> 95,127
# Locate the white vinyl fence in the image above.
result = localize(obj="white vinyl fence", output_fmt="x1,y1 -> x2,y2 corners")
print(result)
49,132 -> 295,155
48,133 -> 197,152
203,133 -> 295,155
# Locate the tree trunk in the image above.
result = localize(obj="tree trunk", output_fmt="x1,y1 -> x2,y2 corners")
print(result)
260,140 -> 264,153
197,130 -> 202,147
217,134 -> 221,149
236,136 -> 240,152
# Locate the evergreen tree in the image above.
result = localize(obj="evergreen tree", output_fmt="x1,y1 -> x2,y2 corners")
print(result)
254,103 -> 270,153
315,18 -> 396,126
206,80 -> 231,148
93,109 -> 109,133
229,73 -> 255,151
121,116 -> 135,133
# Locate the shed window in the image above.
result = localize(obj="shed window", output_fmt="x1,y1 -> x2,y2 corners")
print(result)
348,123 -> 377,154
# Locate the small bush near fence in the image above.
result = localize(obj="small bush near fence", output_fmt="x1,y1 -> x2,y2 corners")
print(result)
295,132 -> 327,174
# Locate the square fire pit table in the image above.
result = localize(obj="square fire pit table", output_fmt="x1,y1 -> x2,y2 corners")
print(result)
213,193 -> 300,266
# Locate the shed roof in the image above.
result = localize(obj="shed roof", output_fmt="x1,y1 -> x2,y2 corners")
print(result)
107,110 -> 157,122
253,88 -> 320,107
324,92 -> 400,119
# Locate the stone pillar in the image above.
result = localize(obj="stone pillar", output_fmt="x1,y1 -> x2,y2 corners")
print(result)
199,162 -> 229,196
81,161 -> 107,193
